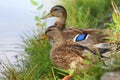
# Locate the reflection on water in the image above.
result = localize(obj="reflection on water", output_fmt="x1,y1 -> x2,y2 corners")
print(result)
0,41 -> 25,61
0,41 -> 28,79
0,0 -> 60,79
0,0 -> 35,77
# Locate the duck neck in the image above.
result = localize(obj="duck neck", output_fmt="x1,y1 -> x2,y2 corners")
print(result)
54,32 -> 66,48
54,17 -> 66,30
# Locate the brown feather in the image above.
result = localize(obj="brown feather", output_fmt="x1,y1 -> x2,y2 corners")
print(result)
45,27 -> 98,71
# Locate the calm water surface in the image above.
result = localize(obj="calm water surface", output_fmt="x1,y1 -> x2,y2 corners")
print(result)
0,0 -> 59,77
0,0 -> 57,61
0,0 -> 36,68
0,0 -> 36,78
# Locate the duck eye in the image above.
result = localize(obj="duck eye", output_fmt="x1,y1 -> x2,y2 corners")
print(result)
73,33 -> 89,42
45,29 -> 52,34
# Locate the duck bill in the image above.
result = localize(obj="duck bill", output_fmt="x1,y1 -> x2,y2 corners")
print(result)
37,34 -> 49,40
41,13 -> 52,19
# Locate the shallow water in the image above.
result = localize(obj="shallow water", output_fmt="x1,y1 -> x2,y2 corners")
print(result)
0,0 -> 36,78
0,41 -> 27,79
0,0 -> 59,78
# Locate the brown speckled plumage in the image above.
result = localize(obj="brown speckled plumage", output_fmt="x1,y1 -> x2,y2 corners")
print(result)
42,5 -> 119,46
40,5 -> 120,80
45,27 -> 97,71
42,5 -> 112,52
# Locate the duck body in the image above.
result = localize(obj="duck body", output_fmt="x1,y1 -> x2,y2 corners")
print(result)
50,43 -> 91,70
51,44 -> 83,70
47,26 -> 111,54
44,27 -> 107,80
45,27 -> 98,71
62,28 -> 109,43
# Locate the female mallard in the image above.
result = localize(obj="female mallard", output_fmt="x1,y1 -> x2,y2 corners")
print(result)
44,26 -> 103,80
41,28 -> 111,55
41,5 -> 120,53
42,5 -> 111,47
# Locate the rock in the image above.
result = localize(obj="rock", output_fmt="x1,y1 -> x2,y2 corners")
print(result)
101,70 -> 120,80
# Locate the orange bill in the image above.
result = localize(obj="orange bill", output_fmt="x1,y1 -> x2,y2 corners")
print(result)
37,34 -> 49,40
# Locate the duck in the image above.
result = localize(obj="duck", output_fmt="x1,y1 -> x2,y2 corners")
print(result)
44,26 -> 101,80
41,27 -> 111,55
41,5 -> 120,54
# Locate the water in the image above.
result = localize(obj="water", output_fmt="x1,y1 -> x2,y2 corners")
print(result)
0,0 -> 39,62
0,0 -> 36,78
0,40 -> 27,79
0,41 -> 25,62
0,0 -> 59,78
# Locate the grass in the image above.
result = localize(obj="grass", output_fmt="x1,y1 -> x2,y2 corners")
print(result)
2,0 -> 120,80
62,0 -> 119,28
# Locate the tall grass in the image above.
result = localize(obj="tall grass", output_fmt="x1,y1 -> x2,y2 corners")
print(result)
61,0 -> 120,28
18,26 -> 55,80
110,1 -> 120,33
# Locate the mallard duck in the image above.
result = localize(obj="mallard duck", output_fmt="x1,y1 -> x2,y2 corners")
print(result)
42,5 -> 67,29
41,5 -> 113,49
44,26 -> 100,80
41,28 -> 112,55
41,5 -> 120,54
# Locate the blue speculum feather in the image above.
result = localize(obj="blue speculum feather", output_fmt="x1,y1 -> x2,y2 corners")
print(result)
69,78 -> 74,80
75,33 -> 88,41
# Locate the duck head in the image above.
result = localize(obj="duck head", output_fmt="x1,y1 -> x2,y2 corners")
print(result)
42,26 -> 67,46
45,26 -> 62,39
42,5 -> 67,30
